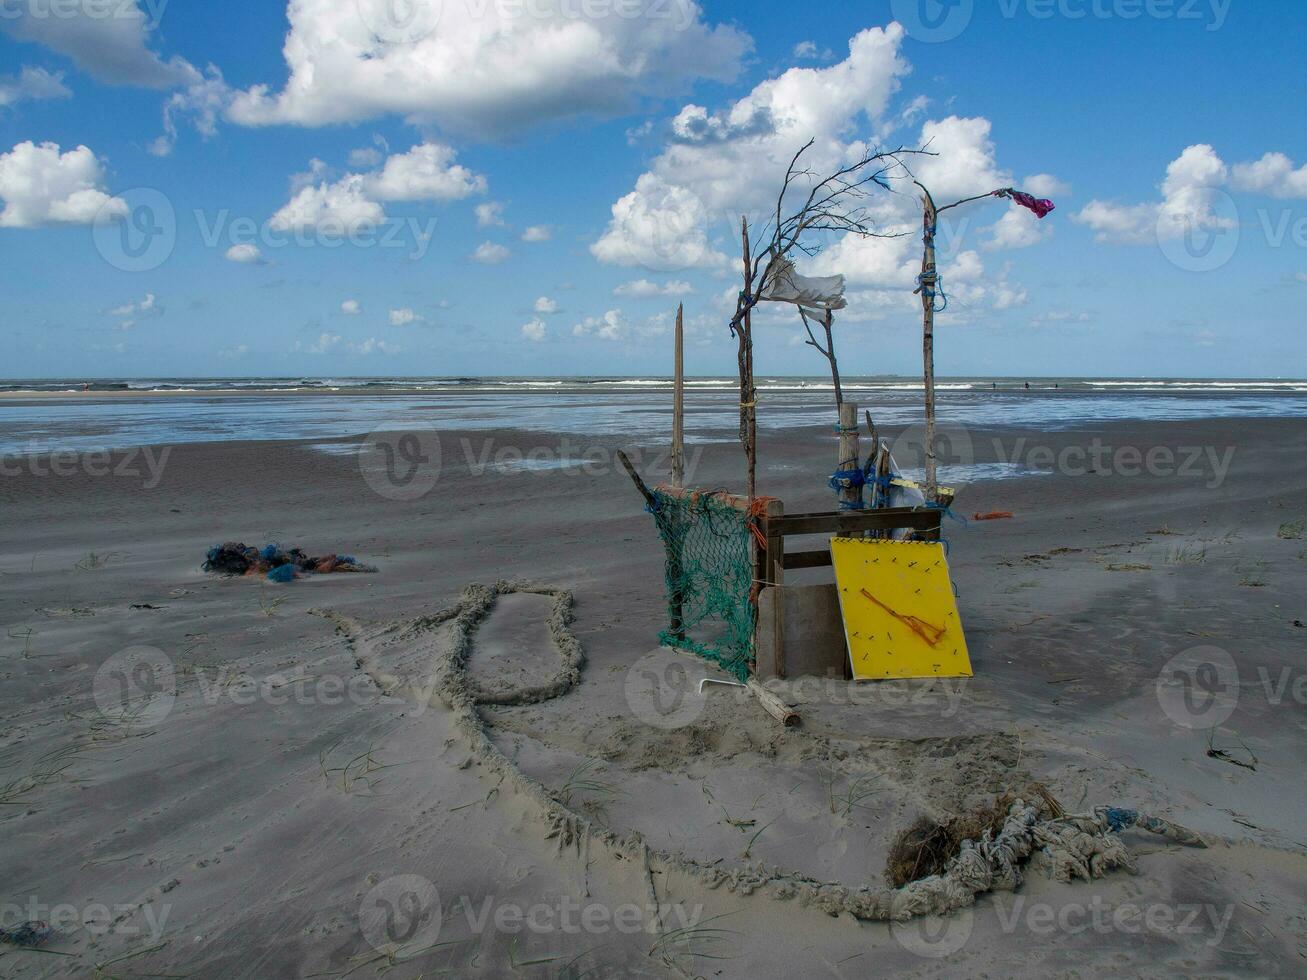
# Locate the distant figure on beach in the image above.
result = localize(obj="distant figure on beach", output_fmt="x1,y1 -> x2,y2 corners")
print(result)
1024,382 -> 1030,390
82,382 -> 90,391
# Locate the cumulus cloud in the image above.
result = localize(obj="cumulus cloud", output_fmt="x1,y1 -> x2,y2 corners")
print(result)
341,299 -> 361,315
224,243 -> 264,264
0,67 -> 71,107
1231,152 -> 1307,198
1075,144 -> 1234,243
521,318 -> 547,342
226,0 -> 749,138
572,309 -> 627,341
521,225 -> 552,242
592,27 -> 912,270
613,278 -> 694,297
270,142 -> 485,232
0,1 -> 198,88
533,296 -> 559,314
0,140 -> 126,228
476,201 -> 506,227
389,308 -> 422,326
472,241 -> 510,264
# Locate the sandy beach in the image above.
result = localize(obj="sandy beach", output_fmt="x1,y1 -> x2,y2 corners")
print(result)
2,403 -> 1306,977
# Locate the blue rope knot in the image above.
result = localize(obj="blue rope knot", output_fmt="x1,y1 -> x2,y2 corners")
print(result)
916,271 -> 948,312
1104,807 -> 1140,833
829,468 -> 866,510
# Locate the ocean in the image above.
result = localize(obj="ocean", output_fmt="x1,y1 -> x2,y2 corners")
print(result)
2,376 -> 1306,457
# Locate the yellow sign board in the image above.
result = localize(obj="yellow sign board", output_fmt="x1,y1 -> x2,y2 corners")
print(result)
830,538 -> 972,681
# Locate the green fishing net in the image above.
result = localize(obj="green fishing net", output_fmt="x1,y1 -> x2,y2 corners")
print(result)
647,488 -> 757,681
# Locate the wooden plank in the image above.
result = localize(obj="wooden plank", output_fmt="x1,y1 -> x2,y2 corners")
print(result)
653,484 -> 754,513
782,550 -> 832,571
772,509 -> 941,537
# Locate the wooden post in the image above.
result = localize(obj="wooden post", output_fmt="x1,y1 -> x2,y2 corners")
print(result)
919,190 -> 940,504
760,497 -> 785,678
837,401 -> 862,512
738,217 -> 758,501
671,303 -> 685,488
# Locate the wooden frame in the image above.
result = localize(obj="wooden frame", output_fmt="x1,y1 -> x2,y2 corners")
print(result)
654,486 -> 943,680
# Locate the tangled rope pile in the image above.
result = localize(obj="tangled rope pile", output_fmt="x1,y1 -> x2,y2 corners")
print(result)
318,582 -> 1206,924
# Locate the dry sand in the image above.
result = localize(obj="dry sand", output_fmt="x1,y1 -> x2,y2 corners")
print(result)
2,415 -> 1306,977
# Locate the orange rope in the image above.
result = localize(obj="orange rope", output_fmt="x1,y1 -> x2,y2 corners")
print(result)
860,588 -> 946,647
746,496 -> 778,550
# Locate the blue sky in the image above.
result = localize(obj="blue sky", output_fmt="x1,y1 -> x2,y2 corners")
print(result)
2,0 -> 1305,379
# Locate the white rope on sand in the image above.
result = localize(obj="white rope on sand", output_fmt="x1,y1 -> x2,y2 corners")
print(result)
316,582 -> 1206,924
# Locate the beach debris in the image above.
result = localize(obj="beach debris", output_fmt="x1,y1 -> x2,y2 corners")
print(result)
321,583 -> 1207,929
0,921 -> 52,948
972,511 -> 1014,522
202,542 -> 377,582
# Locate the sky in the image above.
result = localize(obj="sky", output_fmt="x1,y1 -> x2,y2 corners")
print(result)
2,0 -> 1305,380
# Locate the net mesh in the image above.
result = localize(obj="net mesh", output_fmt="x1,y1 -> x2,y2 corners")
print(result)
648,488 -> 757,681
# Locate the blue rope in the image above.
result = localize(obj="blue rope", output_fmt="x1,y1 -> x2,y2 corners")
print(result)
917,271 -> 948,313
829,468 -> 866,511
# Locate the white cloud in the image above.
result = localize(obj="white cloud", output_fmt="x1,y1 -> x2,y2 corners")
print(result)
476,201 -> 506,227
534,296 -> 559,314
521,225 -> 552,242
227,0 -> 749,139
220,344 -> 250,358
613,278 -> 694,297
472,241 -> 510,264
302,332 -> 342,354
0,67 -> 71,107
592,26 -> 911,271
366,142 -> 487,202
521,318 -> 547,342
106,292 -> 160,321
341,299 -> 361,315
354,337 -> 400,355
572,309 -> 628,341
986,207 -> 1051,250
0,0 -> 198,88
152,67 -> 230,156
389,308 -> 422,326
0,141 -> 126,228
1231,152 -> 1307,199
1075,144 -> 1233,243
1023,173 -> 1070,198
225,243 -> 263,264
270,142 -> 484,232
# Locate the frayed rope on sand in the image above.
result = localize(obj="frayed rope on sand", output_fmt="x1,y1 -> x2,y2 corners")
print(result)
314,582 -> 1206,923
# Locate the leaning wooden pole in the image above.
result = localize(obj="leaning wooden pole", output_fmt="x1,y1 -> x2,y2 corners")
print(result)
671,302 -> 685,488
918,188 -> 940,504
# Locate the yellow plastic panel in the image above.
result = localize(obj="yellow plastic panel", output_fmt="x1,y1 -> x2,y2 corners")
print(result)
830,538 -> 972,681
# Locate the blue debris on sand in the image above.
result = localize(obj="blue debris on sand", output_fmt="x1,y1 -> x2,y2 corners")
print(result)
202,542 -> 378,582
